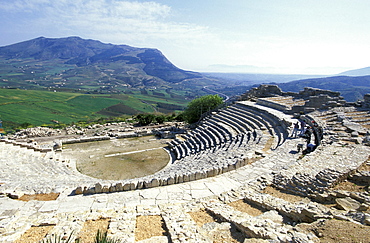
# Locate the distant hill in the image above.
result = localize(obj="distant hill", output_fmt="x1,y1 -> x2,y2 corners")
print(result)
339,66 -> 370,76
277,75 -> 370,102
0,36 -> 203,91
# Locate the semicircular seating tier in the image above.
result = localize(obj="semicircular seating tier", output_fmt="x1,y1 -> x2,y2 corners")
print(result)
0,101 -> 294,196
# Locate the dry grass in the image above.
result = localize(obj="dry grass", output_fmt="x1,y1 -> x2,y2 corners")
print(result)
189,209 -> 218,227
18,193 -> 60,201
298,219 -> 370,243
262,186 -> 308,203
135,215 -> 168,241
228,200 -> 266,217
15,225 -> 54,243
77,218 -> 110,243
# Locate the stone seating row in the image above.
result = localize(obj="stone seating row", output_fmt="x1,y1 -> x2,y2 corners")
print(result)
0,139 -> 53,152
78,130 -> 269,195
169,101 -> 289,160
0,142 -> 98,194
239,102 -> 291,146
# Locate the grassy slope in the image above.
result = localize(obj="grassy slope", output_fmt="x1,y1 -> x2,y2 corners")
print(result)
0,89 -> 159,128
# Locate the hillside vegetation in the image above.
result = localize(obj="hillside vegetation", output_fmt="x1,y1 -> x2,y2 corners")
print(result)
0,88 -> 190,131
0,37 -> 221,130
0,36 -> 207,92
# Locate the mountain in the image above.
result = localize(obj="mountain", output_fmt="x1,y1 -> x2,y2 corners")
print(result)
0,36 -> 203,91
339,66 -> 370,76
277,75 -> 370,102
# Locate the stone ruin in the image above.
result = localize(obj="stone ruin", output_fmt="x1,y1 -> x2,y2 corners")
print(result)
0,85 -> 370,242
242,84 -> 350,113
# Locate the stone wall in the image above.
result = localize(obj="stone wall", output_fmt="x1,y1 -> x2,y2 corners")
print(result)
298,87 -> 341,98
240,85 -> 349,113
239,84 -> 283,100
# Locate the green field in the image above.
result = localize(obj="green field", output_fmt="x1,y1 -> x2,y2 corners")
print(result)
0,88 -> 189,131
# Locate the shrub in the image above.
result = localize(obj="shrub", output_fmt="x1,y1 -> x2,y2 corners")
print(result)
183,94 -> 223,123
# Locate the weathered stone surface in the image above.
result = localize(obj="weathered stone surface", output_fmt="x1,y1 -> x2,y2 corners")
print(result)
123,183 -> 131,191
364,214 -> 370,225
343,120 -> 368,135
74,186 -> 83,195
95,183 -> 103,194
115,182 -> 123,192
336,197 -> 361,211
151,178 -> 159,187
102,185 -> 109,193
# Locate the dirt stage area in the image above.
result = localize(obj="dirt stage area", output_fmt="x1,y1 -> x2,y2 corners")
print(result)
61,135 -> 172,180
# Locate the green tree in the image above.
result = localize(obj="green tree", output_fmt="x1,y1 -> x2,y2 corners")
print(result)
135,113 -> 155,126
154,114 -> 166,124
183,94 -> 223,123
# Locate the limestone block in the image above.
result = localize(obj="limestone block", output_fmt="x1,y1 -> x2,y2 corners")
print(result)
167,177 -> 175,185
195,171 -> 202,180
177,174 -> 184,183
136,181 -> 143,189
160,178 -> 167,186
364,214 -> 370,225
102,185 -> 109,193
83,186 -> 95,195
222,165 -> 229,173
207,168 -> 216,177
144,180 -> 152,188
235,159 -> 241,169
189,173 -> 196,181
343,120 -> 368,135
336,197 -> 361,211
75,186 -> 83,195
123,183 -> 131,191
109,185 -> 116,193
215,167 -> 222,175
151,178 -> 159,187
183,174 -> 189,182
95,183 -> 103,194
115,183 -> 123,192
228,163 -> 236,171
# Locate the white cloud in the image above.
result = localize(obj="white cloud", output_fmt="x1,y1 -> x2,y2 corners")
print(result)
0,0 -> 208,45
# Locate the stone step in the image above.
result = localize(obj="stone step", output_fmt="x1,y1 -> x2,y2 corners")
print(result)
159,204 -> 212,243
107,207 -> 136,242
204,200 -> 315,242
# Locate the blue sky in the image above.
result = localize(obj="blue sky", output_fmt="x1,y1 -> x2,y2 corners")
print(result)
1,0 -> 369,74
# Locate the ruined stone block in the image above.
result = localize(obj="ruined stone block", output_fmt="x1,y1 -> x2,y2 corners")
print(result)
123,183 -> 131,191
151,178 -> 159,187
102,185 -> 109,193
167,177 -> 175,185
109,185 -> 116,193
75,186 -> 83,195
115,182 -> 123,192
94,183 -> 103,194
